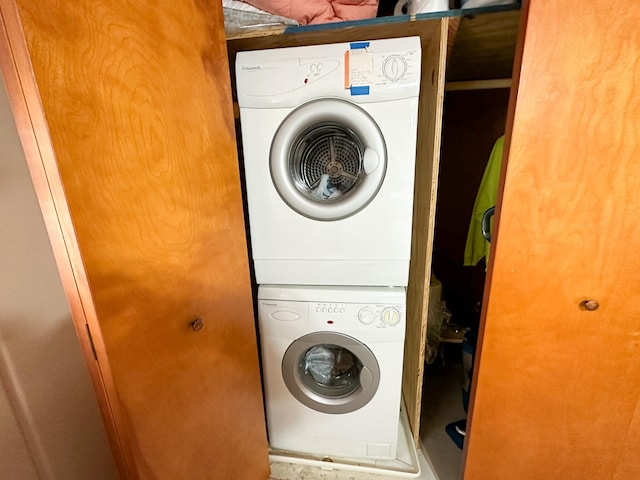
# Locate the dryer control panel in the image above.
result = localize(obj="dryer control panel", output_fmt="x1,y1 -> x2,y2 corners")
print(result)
236,36 -> 421,108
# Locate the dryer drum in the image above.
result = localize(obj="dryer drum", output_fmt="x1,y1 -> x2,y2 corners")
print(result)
269,98 -> 387,221
289,122 -> 365,202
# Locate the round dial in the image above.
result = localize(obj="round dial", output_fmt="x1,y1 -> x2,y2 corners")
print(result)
381,307 -> 401,326
382,55 -> 407,81
357,308 -> 375,325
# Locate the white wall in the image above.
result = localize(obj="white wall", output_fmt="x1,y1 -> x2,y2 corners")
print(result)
0,74 -> 118,479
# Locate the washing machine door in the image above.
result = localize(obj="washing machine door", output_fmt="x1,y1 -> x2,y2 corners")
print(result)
270,98 -> 387,221
282,331 -> 380,414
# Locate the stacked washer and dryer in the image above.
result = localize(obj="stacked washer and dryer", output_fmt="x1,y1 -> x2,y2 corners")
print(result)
236,37 -> 421,461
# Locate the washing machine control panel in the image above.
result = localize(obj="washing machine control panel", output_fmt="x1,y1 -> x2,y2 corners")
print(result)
310,302 -> 405,329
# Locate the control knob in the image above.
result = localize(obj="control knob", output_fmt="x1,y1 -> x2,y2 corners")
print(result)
382,55 -> 407,81
381,307 -> 401,326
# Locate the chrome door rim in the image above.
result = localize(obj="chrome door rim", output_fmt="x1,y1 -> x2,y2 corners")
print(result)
270,98 -> 387,221
282,331 -> 380,414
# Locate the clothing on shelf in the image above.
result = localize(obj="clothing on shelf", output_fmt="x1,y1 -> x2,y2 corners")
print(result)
240,0 -> 379,25
222,0 -> 298,34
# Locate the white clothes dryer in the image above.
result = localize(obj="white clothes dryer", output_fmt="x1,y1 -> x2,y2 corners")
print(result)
258,285 -> 406,460
236,37 -> 421,287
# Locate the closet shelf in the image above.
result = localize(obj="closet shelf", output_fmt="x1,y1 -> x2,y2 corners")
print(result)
446,8 -> 521,82
225,5 -> 521,84
445,78 -> 512,91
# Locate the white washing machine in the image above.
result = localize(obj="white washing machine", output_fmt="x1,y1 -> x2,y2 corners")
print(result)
236,37 -> 421,287
258,285 -> 406,459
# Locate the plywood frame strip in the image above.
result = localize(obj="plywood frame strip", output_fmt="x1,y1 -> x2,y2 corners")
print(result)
403,18 -> 448,444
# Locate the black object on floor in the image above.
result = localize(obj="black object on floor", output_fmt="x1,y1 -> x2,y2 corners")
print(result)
446,328 -> 478,449
461,329 -> 477,412
445,419 -> 467,449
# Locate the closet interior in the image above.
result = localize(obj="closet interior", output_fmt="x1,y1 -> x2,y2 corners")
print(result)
226,3 -> 521,479
422,83 -> 512,480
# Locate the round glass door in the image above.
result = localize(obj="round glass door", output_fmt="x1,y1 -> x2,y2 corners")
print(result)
282,332 -> 380,414
270,99 -> 387,221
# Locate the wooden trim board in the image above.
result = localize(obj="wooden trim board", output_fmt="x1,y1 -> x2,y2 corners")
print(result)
404,18 -> 448,443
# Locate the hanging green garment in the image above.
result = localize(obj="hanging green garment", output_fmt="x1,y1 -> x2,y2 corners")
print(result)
463,135 -> 504,267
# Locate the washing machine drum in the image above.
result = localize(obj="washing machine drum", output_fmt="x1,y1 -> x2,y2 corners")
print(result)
270,99 -> 387,221
282,331 -> 380,414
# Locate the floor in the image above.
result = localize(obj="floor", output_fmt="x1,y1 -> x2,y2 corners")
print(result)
419,349 -> 467,480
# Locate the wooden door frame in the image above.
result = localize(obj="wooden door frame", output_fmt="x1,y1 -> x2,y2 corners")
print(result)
0,1 -> 131,476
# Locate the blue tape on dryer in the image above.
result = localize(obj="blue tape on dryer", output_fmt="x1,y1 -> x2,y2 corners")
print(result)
349,86 -> 370,96
349,41 -> 370,49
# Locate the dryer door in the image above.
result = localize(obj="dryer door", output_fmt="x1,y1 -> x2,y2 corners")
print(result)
270,99 -> 387,221
282,331 -> 380,414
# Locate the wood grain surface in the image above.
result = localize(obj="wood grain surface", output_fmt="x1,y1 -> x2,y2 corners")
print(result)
7,0 -> 270,478
464,1 -> 640,478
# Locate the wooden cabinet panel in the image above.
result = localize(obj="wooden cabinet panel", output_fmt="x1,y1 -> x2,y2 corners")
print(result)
464,1 -> 640,478
2,0 -> 270,478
